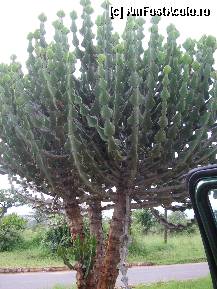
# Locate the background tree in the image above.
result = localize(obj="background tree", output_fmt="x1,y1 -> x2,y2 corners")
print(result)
168,211 -> 188,225
132,209 -> 156,234
164,209 -> 168,244
0,1 -> 217,288
0,189 -> 24,219
31,208 -> 49,225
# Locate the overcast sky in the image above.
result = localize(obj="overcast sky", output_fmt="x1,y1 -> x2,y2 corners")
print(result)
0,0 -> 217,216
0,0 -> 216,64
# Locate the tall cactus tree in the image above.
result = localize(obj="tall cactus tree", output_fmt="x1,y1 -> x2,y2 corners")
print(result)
0,1 -> 217,288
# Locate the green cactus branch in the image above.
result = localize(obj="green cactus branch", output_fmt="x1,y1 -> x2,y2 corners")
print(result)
0,1 -> 216,212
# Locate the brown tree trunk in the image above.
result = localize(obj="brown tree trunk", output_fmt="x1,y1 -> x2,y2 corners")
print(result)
86,199 -> 105,289
64,199 -> 86,289
97,189 -> 128,289
64,192 -> 130,289
164,209 -> 168,244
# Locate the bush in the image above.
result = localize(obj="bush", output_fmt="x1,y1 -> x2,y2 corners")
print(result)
42,216 -> 71,252
18,226 -> 46,250
42,215 -> 92,253
0,213 -> 27,251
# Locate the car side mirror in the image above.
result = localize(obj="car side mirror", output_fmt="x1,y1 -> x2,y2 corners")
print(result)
188,165 -> 217,289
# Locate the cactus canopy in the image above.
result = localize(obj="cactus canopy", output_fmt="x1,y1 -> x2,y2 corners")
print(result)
0,1 -> 216,207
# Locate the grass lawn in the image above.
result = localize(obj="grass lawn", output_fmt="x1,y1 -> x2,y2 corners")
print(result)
0,229 -> 64,268
52,277 -> 212,289
128,232 -> 206,265
0,230 -> 206,268
135,276 -> 212,289
0,247 -> 63,268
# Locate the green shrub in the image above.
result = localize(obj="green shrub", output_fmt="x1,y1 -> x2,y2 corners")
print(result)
42,216 -> 72,252
19,227 -> 46,250
42,215 -> 91,253
57,234 -> 96,274
0,213 -> 27,251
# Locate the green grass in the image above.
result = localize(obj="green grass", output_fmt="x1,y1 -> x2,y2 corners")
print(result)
128,232 -> 206,265
0,247 -> 63,268
51,277 -> 212,289
0,228 -> 206,268
0,227 -> 64,268
136,276 -> 212,289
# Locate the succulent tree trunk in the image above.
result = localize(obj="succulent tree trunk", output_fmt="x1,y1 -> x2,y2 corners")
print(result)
65,196 -> 129,289
64,199 -> 106,289
86,200 -> 105,288
64,200 -> 86,289
97,189 -> 128,289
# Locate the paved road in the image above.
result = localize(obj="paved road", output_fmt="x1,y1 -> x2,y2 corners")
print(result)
0,263 -> 209,289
